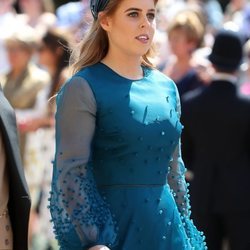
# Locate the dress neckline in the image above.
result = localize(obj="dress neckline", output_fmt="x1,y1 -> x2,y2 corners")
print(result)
98,62 -> 151,82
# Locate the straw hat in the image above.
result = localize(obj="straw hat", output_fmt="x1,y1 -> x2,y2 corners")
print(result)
4,24 -> 37,49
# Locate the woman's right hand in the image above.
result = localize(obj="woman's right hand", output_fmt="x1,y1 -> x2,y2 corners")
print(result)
88,245 -> 110,250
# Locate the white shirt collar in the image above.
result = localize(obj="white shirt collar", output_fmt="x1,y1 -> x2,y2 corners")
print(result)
212,72 -> 237,83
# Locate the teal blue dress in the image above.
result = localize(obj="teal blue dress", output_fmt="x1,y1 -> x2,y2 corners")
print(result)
49,62 -> 206,250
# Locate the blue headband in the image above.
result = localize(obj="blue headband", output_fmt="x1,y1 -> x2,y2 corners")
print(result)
90,0 -> 110,20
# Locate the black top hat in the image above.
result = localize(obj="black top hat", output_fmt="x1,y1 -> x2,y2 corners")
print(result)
208,29 -> 243,72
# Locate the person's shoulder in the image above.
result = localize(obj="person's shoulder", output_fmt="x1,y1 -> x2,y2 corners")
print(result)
0,86 -> 15,116
228,92 -> 250,117
72,63 -> 108,86
182,87 -> 206,103
151,69 -> 182,100
56,72 -> 96,108
237,92 -> 250,108
150,68 -> 172,80
59,68 -> 93,94
149,68 -> 176,88
68,64 -> 95,82
181,88 -> 208,115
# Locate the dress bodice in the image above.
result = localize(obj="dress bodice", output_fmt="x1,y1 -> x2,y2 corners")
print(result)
76,62 -> 183,186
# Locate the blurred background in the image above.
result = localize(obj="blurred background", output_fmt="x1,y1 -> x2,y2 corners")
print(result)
1,0 -> 250,249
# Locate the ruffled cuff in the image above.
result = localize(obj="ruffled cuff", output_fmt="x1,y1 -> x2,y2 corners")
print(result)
181,216 -> 207,250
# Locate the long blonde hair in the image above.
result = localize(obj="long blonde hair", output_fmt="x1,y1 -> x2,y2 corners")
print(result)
70,0 -> 158,74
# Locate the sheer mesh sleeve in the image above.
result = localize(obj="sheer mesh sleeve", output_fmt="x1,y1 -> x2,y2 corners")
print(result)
168,141 -> 190,216
167,85 -> 207,249
49,77 -> 117,249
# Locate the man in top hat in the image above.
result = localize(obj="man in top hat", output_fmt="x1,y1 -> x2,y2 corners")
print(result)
181,29 -> 250,250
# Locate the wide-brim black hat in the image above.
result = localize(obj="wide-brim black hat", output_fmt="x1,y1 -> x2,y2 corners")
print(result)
208,29 -> 243,71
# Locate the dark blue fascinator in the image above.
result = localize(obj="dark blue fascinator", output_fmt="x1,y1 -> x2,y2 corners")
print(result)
90,0 -> 110,20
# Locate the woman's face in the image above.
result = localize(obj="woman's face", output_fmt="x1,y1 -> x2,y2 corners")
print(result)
0,0 -> 14,14
19,0 -> 42,14
38,43 -> 64,69
6,43 -> 32,69
168,29 -> 196,58
38,43 -> 56,68
101,0 -> 156,59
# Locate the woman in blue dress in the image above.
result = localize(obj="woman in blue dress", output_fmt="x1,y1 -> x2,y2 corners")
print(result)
49,0 -> 207,249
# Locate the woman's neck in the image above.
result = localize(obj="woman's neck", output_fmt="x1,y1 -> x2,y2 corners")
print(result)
164,55 -> 193,82
175,59 -> 191,69
176,53 -> 192,64
101,50 -> 143,80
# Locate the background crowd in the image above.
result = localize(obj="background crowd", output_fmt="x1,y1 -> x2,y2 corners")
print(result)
0,0 -> 250,249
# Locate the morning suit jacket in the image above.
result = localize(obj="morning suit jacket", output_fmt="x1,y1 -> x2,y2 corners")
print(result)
181,80 -> 250,214
0,85 -> 31,250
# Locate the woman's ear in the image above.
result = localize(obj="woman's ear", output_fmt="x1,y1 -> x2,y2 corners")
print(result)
99,12 -> 112,32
